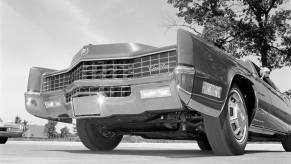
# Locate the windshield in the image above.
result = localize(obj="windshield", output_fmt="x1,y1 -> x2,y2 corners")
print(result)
249,61 -> 261,76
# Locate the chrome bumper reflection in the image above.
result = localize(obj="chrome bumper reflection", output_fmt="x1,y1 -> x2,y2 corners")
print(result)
25,79 -> 183,119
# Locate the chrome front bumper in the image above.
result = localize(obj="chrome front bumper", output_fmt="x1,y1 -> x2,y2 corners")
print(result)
0,125 -> 24,138
0,131 -> 23,138
25,68 -> 184,120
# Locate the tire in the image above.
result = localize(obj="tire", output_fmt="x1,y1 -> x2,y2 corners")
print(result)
282,135 -> 291,151
77,119 -> 123,151
0,137 -> 8,144
197,139 -> 212,151
204,85 -> 249,155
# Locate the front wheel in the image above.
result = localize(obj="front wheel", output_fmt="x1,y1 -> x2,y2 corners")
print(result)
204,85 -> 249,155
0,137 -> 8,144
281,135 -> 291,152
197,139 -> 212,151
77,119 -> 123,151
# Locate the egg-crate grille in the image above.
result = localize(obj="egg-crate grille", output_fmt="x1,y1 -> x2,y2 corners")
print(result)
42,50 -> 177,92
65,86 -> 131,102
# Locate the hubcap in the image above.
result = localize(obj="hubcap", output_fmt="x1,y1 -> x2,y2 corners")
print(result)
97,125 -> 116,138
228,90 -> 247,143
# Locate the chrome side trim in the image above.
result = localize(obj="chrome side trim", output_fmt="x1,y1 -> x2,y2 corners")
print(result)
176,86 -> 192,105
174,65 -> 195,105
25,91 -> 41,96
249,125 -> 288,135
192,93 -> 224,103
188,97 -> 220,117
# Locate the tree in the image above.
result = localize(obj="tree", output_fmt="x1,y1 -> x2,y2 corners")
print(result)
167,0 -> 291,69
14,116 -> 29,132
44,120 -> 58,139
60,126 -> 71,138
14,116 -> 22,124
73,124 -> 78,136
22,120 -> 28,132
284,89 -> 291,98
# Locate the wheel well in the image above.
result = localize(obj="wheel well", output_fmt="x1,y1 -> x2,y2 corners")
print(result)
231,75 -> 256,125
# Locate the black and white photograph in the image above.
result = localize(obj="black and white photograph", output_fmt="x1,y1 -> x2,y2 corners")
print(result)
1,0 -> 291,163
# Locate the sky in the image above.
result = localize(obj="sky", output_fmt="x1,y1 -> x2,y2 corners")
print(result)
0,0 -> 290,128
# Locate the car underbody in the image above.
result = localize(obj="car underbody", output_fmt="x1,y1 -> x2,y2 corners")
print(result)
79,109 -> 285,142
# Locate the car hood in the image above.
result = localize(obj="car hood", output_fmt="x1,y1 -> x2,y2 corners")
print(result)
70,43 -> 157,66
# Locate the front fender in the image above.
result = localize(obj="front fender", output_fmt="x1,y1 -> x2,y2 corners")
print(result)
177,29 -> 248,117
27,67 -> 56,92
25,67 -> 73,123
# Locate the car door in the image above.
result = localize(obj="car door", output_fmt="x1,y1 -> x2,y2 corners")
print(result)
263,81 -> 291,133
252,77 -> 275,129
248,62 -> 274,130
249,61 -> 272,129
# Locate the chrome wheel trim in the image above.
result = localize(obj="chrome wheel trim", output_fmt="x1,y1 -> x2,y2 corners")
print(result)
97,125 -> 117,138
228,90 -> 247,143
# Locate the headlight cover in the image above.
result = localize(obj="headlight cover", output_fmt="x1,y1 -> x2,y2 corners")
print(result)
140,86 -> 171,99
174,65 -> 195,94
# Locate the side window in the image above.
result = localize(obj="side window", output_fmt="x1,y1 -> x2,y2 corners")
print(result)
250,62 -> 279,91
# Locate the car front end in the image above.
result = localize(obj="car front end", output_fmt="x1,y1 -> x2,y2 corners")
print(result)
25,43 -> 196,124
0,123 -> 24,138
26,29 -> 263,155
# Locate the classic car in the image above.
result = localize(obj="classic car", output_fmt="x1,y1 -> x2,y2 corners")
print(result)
25,29 -> 291,155
0,118 -> 24,144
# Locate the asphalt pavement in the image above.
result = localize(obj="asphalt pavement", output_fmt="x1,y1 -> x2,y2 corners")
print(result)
0,141 -> 290,164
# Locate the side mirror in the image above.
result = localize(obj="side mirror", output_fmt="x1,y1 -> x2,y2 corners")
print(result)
260,67 -> 270,78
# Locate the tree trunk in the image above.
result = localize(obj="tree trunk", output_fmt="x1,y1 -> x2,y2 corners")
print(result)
260,40 -> 269,68
261,52 -> 267,67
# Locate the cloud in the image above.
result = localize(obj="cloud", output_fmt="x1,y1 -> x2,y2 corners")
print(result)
2,0 -> 111,48
68,0 -> 178,46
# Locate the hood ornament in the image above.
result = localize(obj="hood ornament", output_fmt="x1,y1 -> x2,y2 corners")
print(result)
80,46 -> 89,56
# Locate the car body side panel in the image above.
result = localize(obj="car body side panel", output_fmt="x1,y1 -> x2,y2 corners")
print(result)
248,62 -> 291,133
250,77 -> 274,129
264,82 -> 291,130
177,29 -> 251,117
27,67 -> 56,92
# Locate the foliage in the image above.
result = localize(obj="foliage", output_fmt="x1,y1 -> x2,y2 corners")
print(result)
60,126 -> 71,138
22,120 -> 28,132
73,125 -> 78,136
284,89 -> 291,98
44,120 -> 58,139
14,116 -> 22,124
14,116 -> 29,132
167,0 -> 291,69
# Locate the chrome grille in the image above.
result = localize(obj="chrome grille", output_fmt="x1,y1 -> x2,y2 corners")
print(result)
65,86 -> 131,102
42,50 -> 177,92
